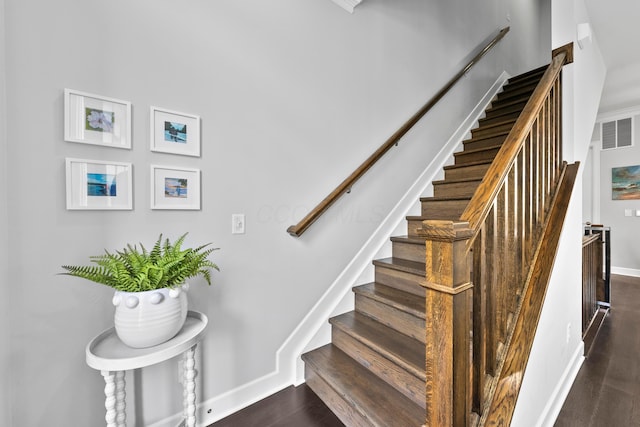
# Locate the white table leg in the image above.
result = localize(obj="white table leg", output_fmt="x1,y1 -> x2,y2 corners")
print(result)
182,344 -> 197,427
101,371 -> 117,427
115,370 -> 126,427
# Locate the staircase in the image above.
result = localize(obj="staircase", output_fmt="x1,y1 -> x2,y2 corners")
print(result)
301,65 -> 548,427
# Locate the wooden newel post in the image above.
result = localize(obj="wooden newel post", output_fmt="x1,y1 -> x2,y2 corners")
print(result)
419,220 -> 474,427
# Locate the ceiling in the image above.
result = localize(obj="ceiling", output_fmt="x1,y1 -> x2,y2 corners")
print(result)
584,0 -> 640,72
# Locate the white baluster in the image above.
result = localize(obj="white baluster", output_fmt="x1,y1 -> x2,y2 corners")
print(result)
102,371 -> 117,427
115,370 -> 126,427
183,345 -> 197,427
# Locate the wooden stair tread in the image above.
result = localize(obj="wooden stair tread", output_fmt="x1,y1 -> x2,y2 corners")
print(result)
509,65 -> 543,80
497,81 -> 538,96
454,144 -> 502,156
506,64 -> 547,83
479,108 -> 521,123
473,117 -> 517,131
432,176 -> 483,186
443,159 -> 493,170
486,97 -> 528,113
419,195 -> 471,202
354,283 -> 426,319
373,257 -> 425,276
500,79 -> 538,93
390,235 -> 428,245
303,344 -> 425,427
330,311 -> 426,380
463,131 -> 510,145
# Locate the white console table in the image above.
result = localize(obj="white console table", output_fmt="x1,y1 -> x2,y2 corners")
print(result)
86,311 -> 208,427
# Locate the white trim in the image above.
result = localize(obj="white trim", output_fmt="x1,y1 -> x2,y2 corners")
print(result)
330,0 -> 363,13
592,143 -> 601,223
611,266 -> 640,277
586,143 -> 601,224
597,105 -> 640,123
144,71 -> 511,426
530,343 -> 584,427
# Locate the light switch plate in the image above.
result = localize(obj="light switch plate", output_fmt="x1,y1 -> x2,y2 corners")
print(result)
625,209 -> 632,217
232,214 -> 245,234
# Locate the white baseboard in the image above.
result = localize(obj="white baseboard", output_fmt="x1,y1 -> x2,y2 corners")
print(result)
147,71 -> 510,427
611,266 -> 640,277
331,0 -> 363,13
533,343 -> 585,427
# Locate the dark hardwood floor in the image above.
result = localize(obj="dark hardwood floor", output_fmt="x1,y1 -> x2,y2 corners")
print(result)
209,274 -> 638,426
555,274 -> 640,427
208,384 -> 344,427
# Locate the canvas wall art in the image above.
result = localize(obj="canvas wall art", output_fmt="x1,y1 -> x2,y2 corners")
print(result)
612,165 -> 640,200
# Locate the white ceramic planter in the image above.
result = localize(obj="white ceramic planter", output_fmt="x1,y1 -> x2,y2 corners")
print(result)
112,284 -> 189,348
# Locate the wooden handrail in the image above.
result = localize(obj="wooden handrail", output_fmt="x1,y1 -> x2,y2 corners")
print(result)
287,26 -> 510,237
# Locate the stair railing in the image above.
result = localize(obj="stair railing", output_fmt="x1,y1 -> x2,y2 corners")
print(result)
287,27 -> 510,237
418,43 -> 574,426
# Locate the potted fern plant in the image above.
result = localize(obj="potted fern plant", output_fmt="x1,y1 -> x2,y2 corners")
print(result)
61,233 -> 219,348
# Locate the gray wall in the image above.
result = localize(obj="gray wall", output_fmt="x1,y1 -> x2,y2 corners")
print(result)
0,0 -> 10,425
592,115 -> 640,271
2,0 -> 549,425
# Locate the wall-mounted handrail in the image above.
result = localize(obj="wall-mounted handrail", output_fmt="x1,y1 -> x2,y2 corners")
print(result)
287,26 -> 510,237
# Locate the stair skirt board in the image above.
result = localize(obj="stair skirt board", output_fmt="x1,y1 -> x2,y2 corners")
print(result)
157,71 -> 510,427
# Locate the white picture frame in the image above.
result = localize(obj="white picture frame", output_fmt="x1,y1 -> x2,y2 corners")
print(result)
150,165 -> 201,210
64,89 -> 132,149
150,107 -> 201,157
65,158 -> 133,210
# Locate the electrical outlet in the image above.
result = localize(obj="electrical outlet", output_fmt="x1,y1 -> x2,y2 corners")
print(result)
625,209 -> 632,217
232,214 -> 245,234
566,323 -> 571,344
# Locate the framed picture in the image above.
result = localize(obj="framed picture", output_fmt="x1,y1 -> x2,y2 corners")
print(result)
64,89 -> 132,149
150,165 -> 201,210
65,158 -> 133,210
150,107 -> 201,157
612,165 -> 640,200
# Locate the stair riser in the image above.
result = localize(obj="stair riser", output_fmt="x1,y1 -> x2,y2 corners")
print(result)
455,147 -> 500,164
444,163 -> 491,181
391,241 -> 426,264
463,133 -> 509,151
375,267 -> 426,297
433,181 -> 481,198
485,100 -> 527,119
507,69 -> 545,86
496,83 -> 537,101
332,328 -> 426,409
471,122 -> 514,138
355,296 -> 426,343
421,199 -> 469,218
407,218 -> 424,237
304,367 -> 372,427
478,110 -> 521,127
